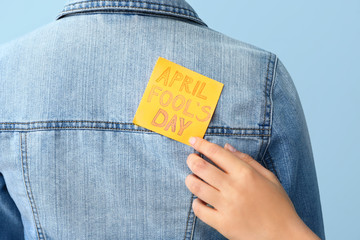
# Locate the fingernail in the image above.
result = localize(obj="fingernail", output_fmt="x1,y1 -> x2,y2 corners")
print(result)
225,143 -> 237,153
189,137 -> 196,146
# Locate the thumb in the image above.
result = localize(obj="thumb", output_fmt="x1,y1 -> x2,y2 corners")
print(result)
224,143 -> 279,183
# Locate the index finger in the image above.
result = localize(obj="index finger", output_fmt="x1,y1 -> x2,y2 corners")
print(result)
188,137 -> 247,174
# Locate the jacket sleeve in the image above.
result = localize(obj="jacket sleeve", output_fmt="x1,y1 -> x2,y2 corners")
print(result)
264,58 -> 325,239
0,173 -> 24,239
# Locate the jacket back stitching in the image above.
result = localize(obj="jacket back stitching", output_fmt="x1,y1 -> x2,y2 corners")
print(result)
21,133 -> 46,240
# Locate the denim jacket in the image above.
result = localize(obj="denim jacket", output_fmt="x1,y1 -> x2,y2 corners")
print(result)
0,0 -> 325,239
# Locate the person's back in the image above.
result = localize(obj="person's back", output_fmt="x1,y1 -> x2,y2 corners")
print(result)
0,0 -> 325,239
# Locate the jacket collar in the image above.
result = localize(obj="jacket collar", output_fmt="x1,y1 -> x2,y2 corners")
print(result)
57,0 -> 207,26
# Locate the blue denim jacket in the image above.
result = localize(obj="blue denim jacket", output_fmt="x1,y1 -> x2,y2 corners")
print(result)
0,0 -> 325,239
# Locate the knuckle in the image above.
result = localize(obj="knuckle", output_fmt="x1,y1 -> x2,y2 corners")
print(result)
244,154 -> 255,164
237,152 -> 251,161
192,199 -> 202,216
191,181 -> 202,195
186,175 -> 202,195
206,144 -> 220,157
242,153 -> 252,160
195,139 -> 223,159
191,158 -> 207,173
186,153 -> 197,165
185,174 -> 192,186
238,166 -> 255,181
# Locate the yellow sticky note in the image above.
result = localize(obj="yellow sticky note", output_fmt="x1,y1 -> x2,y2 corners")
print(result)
133,57 -> 224,146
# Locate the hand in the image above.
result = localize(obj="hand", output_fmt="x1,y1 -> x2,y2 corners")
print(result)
185,137 -> 320,240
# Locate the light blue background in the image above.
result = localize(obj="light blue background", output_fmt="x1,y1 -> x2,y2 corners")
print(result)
0,1 -> 359,239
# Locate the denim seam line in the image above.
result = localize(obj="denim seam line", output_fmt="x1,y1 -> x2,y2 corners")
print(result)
260,55 -> 278,175
0,127 -> 271,137
0,120 -> 269,129
257,53 -> 271,164
258,53 -> 276,167
261,56 -> 278,175
20,133 -> 46,240
209,126 -> 268,131
183,193 -> 196,240
263,55 -> 271,126
57,6 -> 205,26
0,121 -> 270,136
63,0 -> 198,17
190,213 -> 197,240
184,149 -> 201,240
0,127 -> 270,137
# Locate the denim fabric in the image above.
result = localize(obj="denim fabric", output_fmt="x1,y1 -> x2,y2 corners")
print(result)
0,0 -> 325,239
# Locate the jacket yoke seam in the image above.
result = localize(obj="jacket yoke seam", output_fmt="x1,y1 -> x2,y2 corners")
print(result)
0,127 -> 271,137
0,121 -> 271,136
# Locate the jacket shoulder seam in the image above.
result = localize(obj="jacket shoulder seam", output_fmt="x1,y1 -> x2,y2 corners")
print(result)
259,53 -> 278,164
